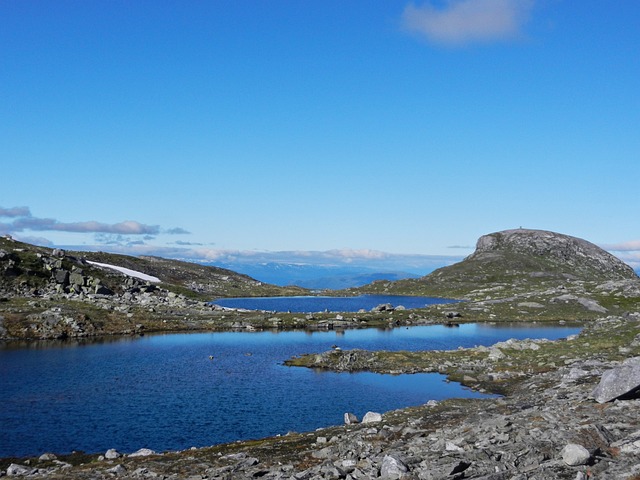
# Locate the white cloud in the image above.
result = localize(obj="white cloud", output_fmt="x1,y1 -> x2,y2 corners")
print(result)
55,242 -> 463,271
604,240 -> 640,252
402,0 -> 534,46
323,249 -> 389,260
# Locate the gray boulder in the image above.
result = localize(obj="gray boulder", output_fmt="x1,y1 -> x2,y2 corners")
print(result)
591,357 -> 640,403
362,411 -> 383,423
94,285 -> 114,295
344,412 -> 359,425
380,454 -> 408,478
561,443 -> 591,466
128,448 -> 156,457
6,463 -> 37,476
69,272 -> 85,286
105,448 -> 121,459
576,297 -> 607,313
54,269 -> 69,285
372,303 -> 394,312
106,464 -> 127,475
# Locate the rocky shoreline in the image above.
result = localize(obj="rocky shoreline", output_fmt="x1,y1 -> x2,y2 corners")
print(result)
3,314 -> 639,479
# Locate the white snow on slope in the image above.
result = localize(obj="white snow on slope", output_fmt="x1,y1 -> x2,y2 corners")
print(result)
87,261 -> 161,283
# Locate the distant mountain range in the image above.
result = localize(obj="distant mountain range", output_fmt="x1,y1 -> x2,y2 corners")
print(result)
209,262 -> 424,290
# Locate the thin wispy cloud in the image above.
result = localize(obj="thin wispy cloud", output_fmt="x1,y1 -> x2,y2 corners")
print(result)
402,0 -> 535,46
10,216 -> 160,235
173,240 -> 204,246
0,206 -> 31,217
166,227 -> 191,235
0,205 -> 188,238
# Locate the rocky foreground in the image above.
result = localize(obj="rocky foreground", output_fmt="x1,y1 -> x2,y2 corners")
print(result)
3,314 -> 639,479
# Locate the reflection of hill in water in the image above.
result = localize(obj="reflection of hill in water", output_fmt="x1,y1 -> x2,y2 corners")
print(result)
0,324 -> 580,458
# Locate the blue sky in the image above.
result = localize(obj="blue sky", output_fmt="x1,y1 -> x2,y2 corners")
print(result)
1,1 -> 639,270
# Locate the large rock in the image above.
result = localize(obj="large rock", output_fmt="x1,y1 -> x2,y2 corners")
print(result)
380,454 -> 409,478
344,412 -> 359,425
362,411 -> 383,423
54,269 -> 70,285
128,448 -> 156,457
561,443 -> 591,466
69,272 -> 85,286
105,448 -> 121,459
591,357 -> 640,403
6,463 -> 37,476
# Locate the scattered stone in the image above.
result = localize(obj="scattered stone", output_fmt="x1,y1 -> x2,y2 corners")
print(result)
561,443 -> 591,466
6,463 -> 37,476
380,454 -> 408,478
488,347 -> 506,360
362,411 -> 382,423
106,464 -> 127,475
577,297 -> 608,313
38,452 -> 57,461
372,303 -> 394,312
344,412 -> 359,425
591,357 -> 640,403
518,301 -> 545,308
445,441 -> 465,452
128,448 -> 156,457
105,448 -> 121,459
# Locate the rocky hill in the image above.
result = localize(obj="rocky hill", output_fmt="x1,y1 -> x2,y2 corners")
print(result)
0,236 -> 308,300
356,229 -> 638,297
349,229 -> 640,323
0,235 -> 307,339
470,229 -> 636,280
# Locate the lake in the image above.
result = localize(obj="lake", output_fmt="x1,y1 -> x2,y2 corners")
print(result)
0,323 -> 581,458
212,294 -> 459,312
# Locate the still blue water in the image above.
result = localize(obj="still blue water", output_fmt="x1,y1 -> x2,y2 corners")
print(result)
212,294 -> 458,312
0,324 -> 580,458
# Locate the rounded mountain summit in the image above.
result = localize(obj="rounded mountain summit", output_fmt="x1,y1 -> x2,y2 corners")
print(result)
468,229 -> 637,281
359,229 -> 638,298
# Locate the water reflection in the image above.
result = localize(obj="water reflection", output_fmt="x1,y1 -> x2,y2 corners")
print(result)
0,323 -> 581,458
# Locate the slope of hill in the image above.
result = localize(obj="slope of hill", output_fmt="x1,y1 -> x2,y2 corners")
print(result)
355,229 -> 638,298
0,236 -> 306,300
0,235 -> 307,339
349,229 -> 640,322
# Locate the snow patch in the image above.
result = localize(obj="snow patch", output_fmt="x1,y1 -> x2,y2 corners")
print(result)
87,261 -> 161,283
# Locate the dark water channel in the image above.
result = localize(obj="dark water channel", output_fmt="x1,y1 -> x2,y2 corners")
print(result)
0,323 -> 580,458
